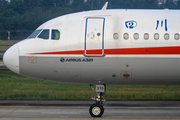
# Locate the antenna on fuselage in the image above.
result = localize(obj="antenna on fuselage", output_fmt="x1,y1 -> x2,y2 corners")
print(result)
101,2 -> 108,10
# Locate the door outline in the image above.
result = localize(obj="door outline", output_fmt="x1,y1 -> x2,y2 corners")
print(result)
84,17 -> 106,57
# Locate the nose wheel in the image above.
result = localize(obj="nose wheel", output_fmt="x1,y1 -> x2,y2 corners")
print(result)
89,84 -> 106,117
89,104 -> 104,117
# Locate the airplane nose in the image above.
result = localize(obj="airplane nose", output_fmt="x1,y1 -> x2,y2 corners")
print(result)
3,44 -> 20,74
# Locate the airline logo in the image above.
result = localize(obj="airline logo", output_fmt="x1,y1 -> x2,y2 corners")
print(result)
156,19 -> 168,31
125,20 -> 137,29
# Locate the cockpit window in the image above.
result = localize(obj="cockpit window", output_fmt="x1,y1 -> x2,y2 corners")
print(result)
52,29 -> 60,40
38,29 -> 49,39
29,29 -> 42,38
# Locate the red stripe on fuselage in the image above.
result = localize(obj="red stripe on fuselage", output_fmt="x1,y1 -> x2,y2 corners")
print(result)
29,46 -> 180,55
105,46 -> 180,55
31,50 -> 84,55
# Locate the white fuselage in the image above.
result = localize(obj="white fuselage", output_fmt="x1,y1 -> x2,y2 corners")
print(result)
3,9 -> 180,85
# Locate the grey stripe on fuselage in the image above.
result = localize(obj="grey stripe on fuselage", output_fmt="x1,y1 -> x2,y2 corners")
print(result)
19,56 -> 180,85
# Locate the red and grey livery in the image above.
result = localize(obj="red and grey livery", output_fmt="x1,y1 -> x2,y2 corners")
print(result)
3,3 -> 180,117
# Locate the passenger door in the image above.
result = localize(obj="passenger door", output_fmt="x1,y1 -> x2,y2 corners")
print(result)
84,17 -> 105,57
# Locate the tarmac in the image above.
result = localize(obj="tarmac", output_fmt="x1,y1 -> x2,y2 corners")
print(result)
0,61 -> 4,66
0,50 -> 9,71
0,101 -> 180,120
0,50 -> 5,55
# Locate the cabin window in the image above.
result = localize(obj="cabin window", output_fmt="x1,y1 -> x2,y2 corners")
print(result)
113,33 -> 119,39
154,33 -> 159,40
144,33 -> 149,40
164,33 -> 169,40
174,33 -> 179,40
29,29 -> 42,38
134,33 -> 139,40
52,29 -> 60,40
38,29 -> 49,39
123,33 -> 129,40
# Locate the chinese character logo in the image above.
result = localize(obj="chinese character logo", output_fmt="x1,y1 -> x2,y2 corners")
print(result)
156,19 -> 168,31
125,20 -> 137,29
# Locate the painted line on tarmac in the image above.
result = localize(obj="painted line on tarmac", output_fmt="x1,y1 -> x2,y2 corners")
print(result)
105,106 -> 180,109
1,106 -> 180,109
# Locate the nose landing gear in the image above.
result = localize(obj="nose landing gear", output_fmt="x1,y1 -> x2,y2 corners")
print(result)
89,103 -> 104,117
89,84 -> 106,117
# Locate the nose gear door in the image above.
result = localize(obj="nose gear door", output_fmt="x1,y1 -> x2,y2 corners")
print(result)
84,17 -> 105,57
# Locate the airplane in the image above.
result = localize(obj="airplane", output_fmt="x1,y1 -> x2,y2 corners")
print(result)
3,2 -> 180,117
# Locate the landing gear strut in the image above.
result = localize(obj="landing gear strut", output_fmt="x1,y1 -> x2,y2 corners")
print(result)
89,84 -> 106,117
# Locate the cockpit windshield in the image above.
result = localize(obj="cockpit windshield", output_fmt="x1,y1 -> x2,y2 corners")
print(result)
38,29 -> 49,39
29,29 -> 42,38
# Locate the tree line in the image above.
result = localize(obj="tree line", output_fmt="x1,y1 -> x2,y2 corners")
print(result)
0,0 -> 180,31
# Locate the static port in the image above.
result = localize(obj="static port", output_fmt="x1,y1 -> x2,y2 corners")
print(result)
112,74 -> 116,77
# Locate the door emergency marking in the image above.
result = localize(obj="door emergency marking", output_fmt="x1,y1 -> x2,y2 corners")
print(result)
85,17 -> 105,56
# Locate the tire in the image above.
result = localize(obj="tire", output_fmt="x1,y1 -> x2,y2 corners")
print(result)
89,104 -> 104,117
